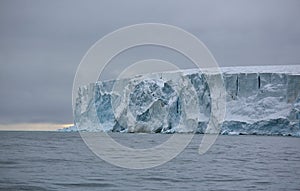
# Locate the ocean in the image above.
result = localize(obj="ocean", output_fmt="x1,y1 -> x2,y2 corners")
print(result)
0,132 -> 300,191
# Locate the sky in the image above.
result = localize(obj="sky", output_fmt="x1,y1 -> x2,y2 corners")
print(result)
0,0 -> 300,130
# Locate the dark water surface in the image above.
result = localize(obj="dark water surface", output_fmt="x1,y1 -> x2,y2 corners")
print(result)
0,132 -> 300,191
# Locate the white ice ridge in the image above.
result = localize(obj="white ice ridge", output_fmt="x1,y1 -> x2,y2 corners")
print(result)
62,65 -> 300,136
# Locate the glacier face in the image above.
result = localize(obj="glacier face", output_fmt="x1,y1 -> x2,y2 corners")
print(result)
69,65 -> 300,136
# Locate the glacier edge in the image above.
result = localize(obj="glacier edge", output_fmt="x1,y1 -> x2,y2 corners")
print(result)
60,65 -> 300,136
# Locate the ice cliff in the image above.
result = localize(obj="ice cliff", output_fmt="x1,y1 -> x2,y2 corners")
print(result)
65,65 -> 300,136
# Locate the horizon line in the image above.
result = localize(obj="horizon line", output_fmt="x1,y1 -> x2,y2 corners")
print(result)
0,123 -> 74,131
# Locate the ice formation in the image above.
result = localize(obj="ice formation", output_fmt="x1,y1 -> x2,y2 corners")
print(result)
63,65 -> 300,136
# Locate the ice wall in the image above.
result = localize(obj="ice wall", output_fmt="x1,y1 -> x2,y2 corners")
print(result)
72,65 -> 300,136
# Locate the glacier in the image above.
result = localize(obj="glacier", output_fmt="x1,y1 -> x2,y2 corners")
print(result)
62,65 -> 300,136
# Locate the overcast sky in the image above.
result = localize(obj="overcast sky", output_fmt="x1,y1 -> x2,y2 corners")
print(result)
0,0 -> 300,127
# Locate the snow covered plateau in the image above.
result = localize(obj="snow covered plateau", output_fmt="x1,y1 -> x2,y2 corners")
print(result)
61,65 -> 300,136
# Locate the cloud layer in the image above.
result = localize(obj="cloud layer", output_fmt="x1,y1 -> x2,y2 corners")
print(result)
0,0 -> 299,125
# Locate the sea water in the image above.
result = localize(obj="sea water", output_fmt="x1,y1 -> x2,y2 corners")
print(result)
0,132 -> 300,191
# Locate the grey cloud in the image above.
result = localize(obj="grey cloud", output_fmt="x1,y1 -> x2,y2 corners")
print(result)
0,0 -> 299,124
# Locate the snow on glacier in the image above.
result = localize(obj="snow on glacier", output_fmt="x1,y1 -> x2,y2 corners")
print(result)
64,65 -> 300,136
